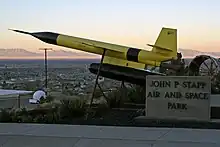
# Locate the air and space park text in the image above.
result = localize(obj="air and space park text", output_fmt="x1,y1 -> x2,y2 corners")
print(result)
147,80 -> 210,110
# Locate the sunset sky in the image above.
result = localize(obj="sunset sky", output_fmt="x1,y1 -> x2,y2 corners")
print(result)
0,0 -> 219,54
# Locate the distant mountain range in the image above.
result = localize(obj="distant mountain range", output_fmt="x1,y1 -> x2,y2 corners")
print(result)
0,48 -> 99,59
178,49 -> 220,58
0,48 -> 219,59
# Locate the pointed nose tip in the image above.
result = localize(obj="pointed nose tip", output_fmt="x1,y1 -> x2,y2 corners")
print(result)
8,29 -> 31,35
9,29 -> 60,45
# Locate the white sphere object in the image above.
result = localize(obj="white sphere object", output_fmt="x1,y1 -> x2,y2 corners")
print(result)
32,90 -> 46,101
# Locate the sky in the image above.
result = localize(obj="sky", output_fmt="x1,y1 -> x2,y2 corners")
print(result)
0,0 -> 220,54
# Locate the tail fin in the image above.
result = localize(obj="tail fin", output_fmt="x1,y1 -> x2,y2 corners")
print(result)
102,27 -> 177,70
148,27 -> 177,58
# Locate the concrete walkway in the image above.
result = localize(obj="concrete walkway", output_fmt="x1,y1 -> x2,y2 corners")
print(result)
0,123 -> 220,147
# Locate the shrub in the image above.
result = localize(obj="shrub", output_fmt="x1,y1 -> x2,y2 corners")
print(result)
94,89 -> 103,98
45,95 -> 55,102
0,108 -> 12,122
92,103 -> 109,117
59,98 -> 86,119
127,85 -> 145,104
105,90 -> 123,108
19,107 -> 29,116
39,95 -> 55,104
12,108 -> 32,123
103,84 -> 146,109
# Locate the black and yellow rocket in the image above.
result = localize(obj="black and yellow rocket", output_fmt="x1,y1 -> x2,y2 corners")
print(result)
10,27 -> 177,85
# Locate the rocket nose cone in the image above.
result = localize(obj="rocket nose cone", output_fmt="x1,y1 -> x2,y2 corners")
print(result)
31,32 -> 59,45
9,28 -> 59,45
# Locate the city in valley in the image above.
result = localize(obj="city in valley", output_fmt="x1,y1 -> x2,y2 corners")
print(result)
0,59 -> 122,109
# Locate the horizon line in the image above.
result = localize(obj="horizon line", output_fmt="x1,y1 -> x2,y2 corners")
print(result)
0,48 -> 219,53
0,57 -> 197,60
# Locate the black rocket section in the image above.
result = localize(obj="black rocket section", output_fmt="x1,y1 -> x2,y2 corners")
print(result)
89,63 -> 164,86
9,29 -> 59,45
31,32 -> 59,45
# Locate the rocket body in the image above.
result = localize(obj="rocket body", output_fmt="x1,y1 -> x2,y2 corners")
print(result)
10,28 -> 177,66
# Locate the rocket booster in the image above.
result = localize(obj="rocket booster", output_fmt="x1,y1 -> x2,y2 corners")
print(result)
10,28 -> 177,66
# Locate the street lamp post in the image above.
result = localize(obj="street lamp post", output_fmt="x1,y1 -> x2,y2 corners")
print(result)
39,48 -> 52,89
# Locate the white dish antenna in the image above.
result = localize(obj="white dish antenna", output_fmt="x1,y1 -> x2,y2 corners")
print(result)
29,90 -> 46,104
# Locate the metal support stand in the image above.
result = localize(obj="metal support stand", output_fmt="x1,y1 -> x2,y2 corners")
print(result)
17,95 -> 20,109
119,80 -> 126,106
121,80 -> 125,88
86,49 -> 106,119
97,83 -> 108,99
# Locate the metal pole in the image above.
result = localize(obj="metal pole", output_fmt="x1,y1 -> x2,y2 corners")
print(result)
39,48 -> 52,89
45,49 -> 47,88
17,95 -> 20,109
